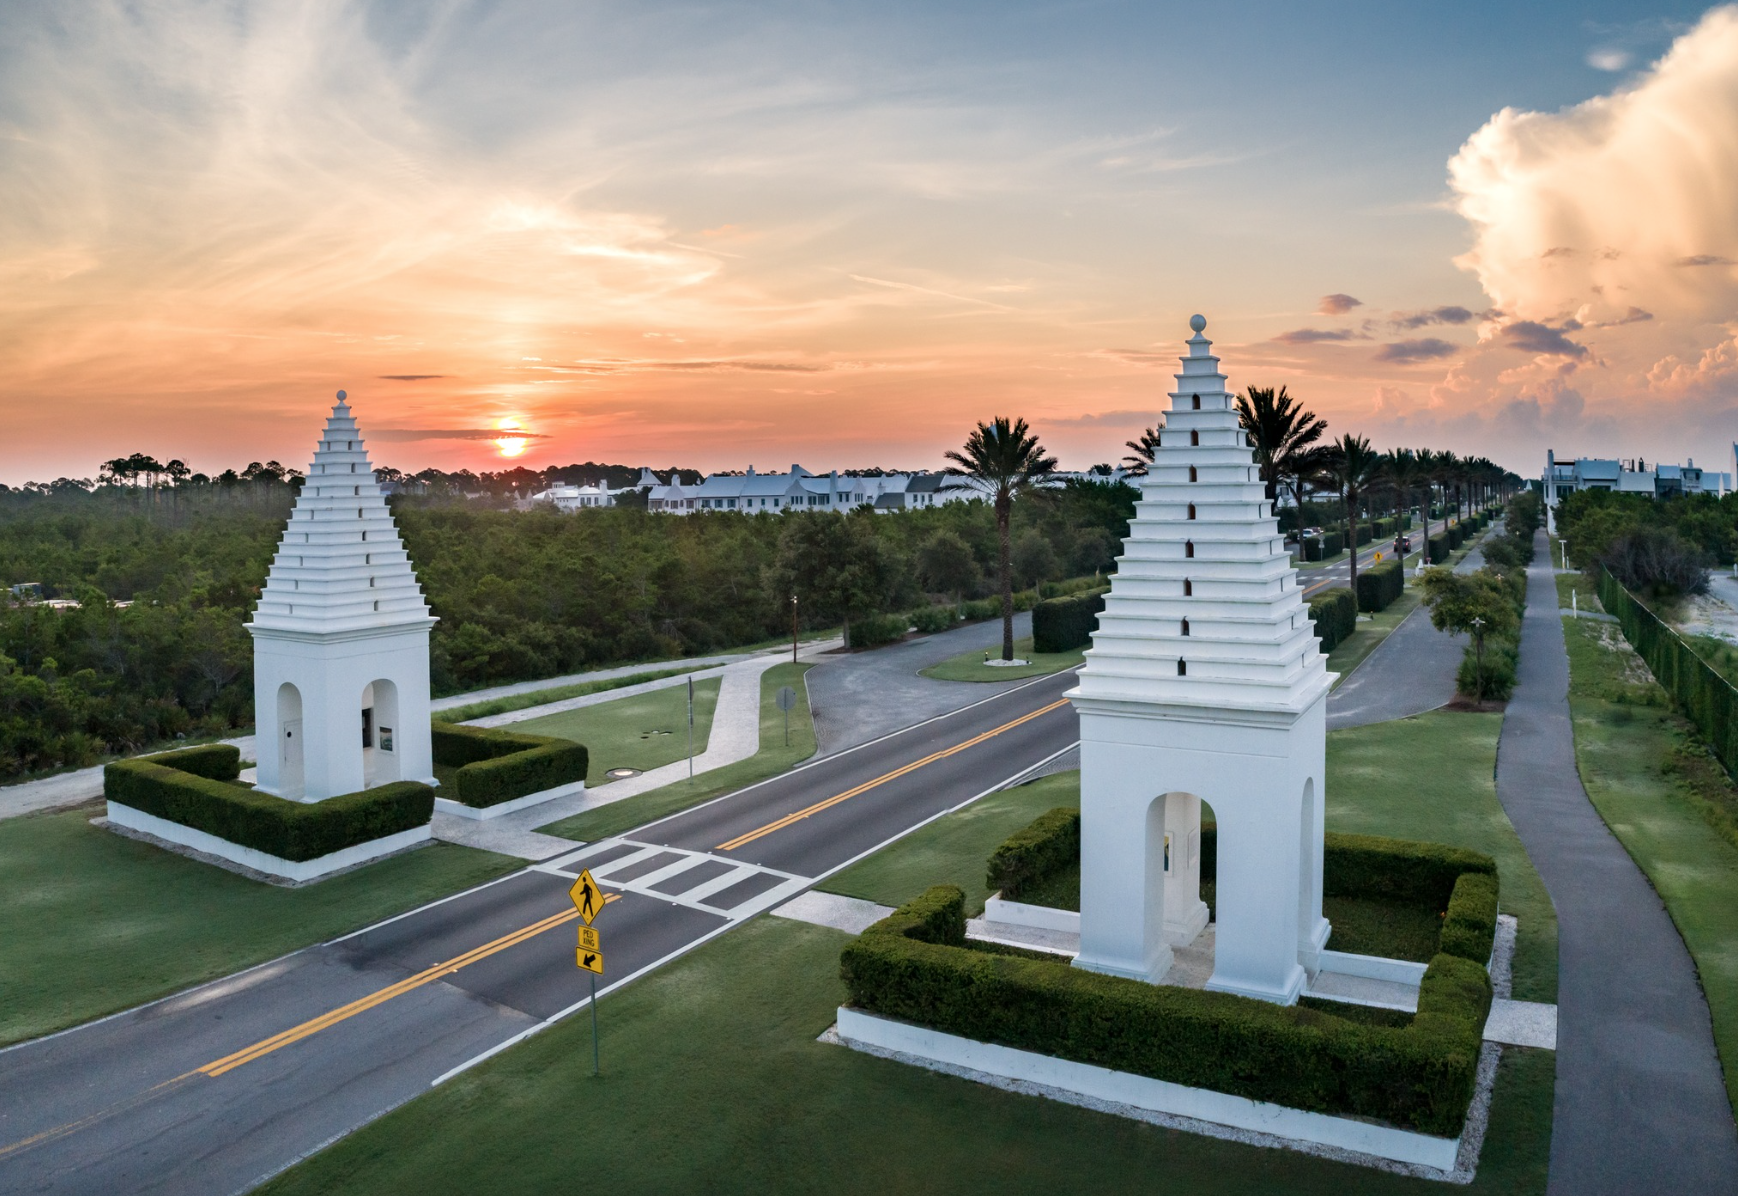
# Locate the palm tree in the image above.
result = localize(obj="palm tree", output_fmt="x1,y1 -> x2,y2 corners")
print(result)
1122,424 -> 1162,476
1280,444 -> 1336,543
946,417 -> 1059,660
1326,434 -> 1384,593
1379,449 -> 1425,559
1235,385 -> 1327,506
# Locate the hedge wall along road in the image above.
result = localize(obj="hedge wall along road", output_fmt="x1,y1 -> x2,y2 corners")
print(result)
104,745 -> 433,862
1356,559 -> 1404,613
1031,589 -> 1108,653
431,723 -> 589,808
1308,588 -> 1357,653
840,886 -> 1491,1137
1599,566 -> 1738,782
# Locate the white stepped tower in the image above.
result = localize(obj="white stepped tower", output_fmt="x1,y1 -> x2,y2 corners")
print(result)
1068,315 -> 1332,1005
248,392 -> 437,801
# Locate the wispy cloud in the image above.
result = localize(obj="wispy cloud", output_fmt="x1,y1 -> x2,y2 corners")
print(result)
371,428 -> 552,442
1274,328 -> 1359,344
1391,305 -> 1477,329
1500,321 -> 1589,359
1375,338 -> 1459,363
1317,293 -> 1362,315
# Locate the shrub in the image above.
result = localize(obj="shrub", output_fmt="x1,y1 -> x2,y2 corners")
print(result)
1428,533 -> 1449,564
431,723 -> 589,808
1457,645 -> 1517,701
1440,872 -> 1500,963
986,807 -> 1080,900
141,742 -> 244,781
1031,589 -> 1108,653
105,752 -> 433,862
847,612 -> 910,649
1355,560 -> 1404,613
1446,523 -> 1463,550
841,886 -> 1489,1136
961,597 -> 1001,621
1599,526 -> 1711,599
1308,588 -> 1357,653
909,605 -> 957,634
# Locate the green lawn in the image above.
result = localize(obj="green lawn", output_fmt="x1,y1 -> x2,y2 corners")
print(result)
1554,569 -> 1600,610
434,665 -> 704,723
510,677 -> 721,786
1326,589 -> 1422,686
920,636 -> 1085,683
541,663 -> 816,843
822,771 -> 1079,916
0,810 -> 519,1047
1561,613 -> 1738,1108
1326,710 -> 1558,1003
260,914 -> 1553,1196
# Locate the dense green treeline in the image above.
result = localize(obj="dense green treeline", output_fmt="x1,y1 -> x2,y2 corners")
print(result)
0,481 -> 1132,776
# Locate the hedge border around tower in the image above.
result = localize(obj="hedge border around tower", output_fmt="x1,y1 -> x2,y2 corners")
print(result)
430,723 -> 590,808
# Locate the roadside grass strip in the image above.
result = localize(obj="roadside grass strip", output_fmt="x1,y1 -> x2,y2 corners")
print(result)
255,916 -> 1553,1196
433,665 -> 707,723
0,813 -> 520,1048
508,677 -> 721,786
920,637 -> 1085,683
542,663 -> 817,843
1561,612 -> 1738,1107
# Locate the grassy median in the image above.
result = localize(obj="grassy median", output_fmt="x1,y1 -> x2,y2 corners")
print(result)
0,813 -> 517,1047
920,636 -> 1085,683
510,677 -> 721,785
543,663 -> 816,843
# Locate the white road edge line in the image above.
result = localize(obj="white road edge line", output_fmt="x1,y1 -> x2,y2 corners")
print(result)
428,737 -> 1083,1088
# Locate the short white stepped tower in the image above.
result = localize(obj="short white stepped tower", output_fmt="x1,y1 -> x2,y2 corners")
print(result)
248,393 -> 437,801
1068,315 -> 1332,1004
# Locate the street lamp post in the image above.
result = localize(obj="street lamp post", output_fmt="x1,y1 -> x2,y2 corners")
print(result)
791,595 -> 799,665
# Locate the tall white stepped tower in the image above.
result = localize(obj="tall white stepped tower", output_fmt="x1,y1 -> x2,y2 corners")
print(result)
1068,315 -> 1333,1004
248,393 -> 438,801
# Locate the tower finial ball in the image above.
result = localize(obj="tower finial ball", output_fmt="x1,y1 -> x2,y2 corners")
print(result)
1189,314 -> 1206,333
336,390 -> 347,402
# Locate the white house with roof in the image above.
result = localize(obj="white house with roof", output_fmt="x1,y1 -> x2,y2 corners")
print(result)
1543,449 -> 1731,510
523,481 -> 623,511
644,465 -> 975,514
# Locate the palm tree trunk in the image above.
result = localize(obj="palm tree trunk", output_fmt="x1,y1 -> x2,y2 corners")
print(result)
1348,494 -> 1360,593
997,495 -> 1014,660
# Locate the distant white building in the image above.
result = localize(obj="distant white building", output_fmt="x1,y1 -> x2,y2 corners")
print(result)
644,464 -> 975,515
523,481 -> 623,511
1543,449 -> 1731,509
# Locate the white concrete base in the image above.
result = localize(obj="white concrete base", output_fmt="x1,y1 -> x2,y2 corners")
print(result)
835,1006 -> 1462,1173
1075,941 -> 1174,985
1318,949 -> 1430,986
434,780 -> 585,821
106,801 -> 430,884
983,894 -> 1079,935
1205,962 -> 1307,1006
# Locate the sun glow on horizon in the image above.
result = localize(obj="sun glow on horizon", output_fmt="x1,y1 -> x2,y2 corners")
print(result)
493,415 -> 531,458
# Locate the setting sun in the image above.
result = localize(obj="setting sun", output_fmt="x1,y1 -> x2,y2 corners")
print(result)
493,415 -> 531,458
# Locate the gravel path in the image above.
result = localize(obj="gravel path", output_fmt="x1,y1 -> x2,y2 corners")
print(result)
1497,531 -> 1738,1193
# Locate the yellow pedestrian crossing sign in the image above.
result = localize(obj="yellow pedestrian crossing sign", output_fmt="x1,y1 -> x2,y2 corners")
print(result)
1374,551 -> 1383,562
577,946 -> 604,975
578,925 -> 600,952
570,869 -> 605,925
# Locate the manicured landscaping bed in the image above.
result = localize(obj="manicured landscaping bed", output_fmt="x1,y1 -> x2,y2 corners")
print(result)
0,806 -> 518,1047
920,637 -> 1085,683
544,663 -> 814,843
256,914 -> 1553,1195
509,676 -> 721,785
430,723 -> 588,808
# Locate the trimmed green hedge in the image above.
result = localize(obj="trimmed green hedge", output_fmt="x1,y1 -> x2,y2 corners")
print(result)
909,605 -> 957,634
431,723 -> 589,808
1356,559 -> 1405,613
1428,533 -> 1450,564
1301,530 -> 1345,561
142,742 -> 244,781
986,807 -> 1080,900
105,746 -> 433,862
847,613 -> 909,649
1600,567 -> 1738,782
1441,872 -> 1499,963
1308,587 -> 1357,652
1031,589 -> 1108,653
841,886 -> 1489,1136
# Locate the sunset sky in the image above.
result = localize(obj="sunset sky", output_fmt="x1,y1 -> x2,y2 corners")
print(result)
4,1 -> 1737,484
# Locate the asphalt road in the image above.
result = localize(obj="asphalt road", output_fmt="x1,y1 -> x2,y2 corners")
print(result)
0,669 -> 1080,1195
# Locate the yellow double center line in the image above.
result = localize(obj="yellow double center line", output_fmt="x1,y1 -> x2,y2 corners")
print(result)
717,696 -> 1072,851
198,896 -> 616,1078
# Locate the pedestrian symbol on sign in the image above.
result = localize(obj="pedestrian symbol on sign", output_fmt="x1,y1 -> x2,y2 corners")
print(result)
570,870 -> 604,925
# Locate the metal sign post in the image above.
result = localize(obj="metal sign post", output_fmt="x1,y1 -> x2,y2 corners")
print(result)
775,685 -> 797,747
790,595 -> 799,665
570,871 -> 607,1077
687,675 -> 694,783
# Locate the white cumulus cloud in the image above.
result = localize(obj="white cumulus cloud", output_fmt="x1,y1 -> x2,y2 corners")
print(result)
1448,6 -> 1738,324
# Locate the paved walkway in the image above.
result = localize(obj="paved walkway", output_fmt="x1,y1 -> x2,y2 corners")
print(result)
1325,530 -> 1490,731
1497,531 -> 1738,1193
807,612 -> 1037,755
